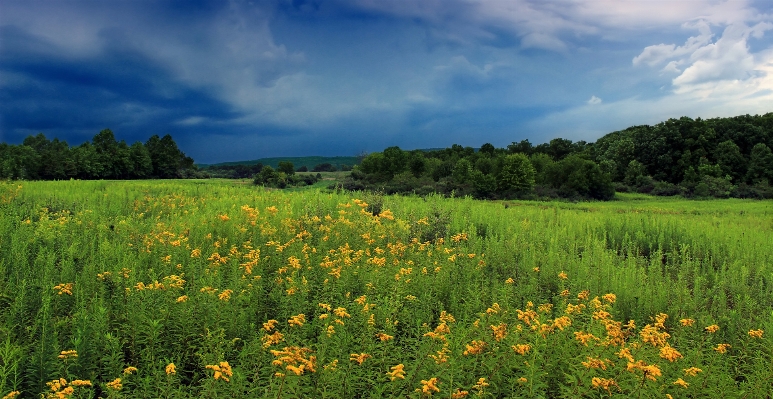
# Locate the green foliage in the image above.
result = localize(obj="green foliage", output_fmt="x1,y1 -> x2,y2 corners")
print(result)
746,143 -> 773,183
278,161 -> 296,176
1,131 -> 196,180
1,180 -> 772,398
497,153 -> 536,193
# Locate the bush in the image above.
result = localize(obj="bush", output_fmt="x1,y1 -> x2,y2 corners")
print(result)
651,181 -> 684,196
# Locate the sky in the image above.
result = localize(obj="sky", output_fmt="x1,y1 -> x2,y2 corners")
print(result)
2,0 -> 773,164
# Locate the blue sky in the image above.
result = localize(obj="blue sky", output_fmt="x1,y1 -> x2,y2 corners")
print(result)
2,0 -> 773,163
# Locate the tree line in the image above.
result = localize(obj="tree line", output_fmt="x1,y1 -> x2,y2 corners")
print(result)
0,130 -> 197,180
340,113 -> 773,200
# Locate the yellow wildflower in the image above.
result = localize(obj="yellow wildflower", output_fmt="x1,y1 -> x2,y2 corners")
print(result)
512,344 -> 531,355
288,314 -> 306,327
463,340 -> 486,356
748,329 -> 764,338
387,364 -> 406,381
123,366 -> 138,375
714,343 -> 731,353
705,324 -> 720,333
659,345 -> 683,362
673,378 -> 689,388
683,367 -> 702,376
206,361 -> 233,382
2,391 -> 20,399
349,353 -> 371,365
58,350 -> 78,360
420,377 -> 440,394
106,378 -> 122,390
166,363 -> 176,375
591,377 -> 618,392
558,271 -> 567,279
679,318 -> 695,326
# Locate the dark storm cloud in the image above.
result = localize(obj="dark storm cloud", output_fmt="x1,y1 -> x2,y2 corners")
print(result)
0,23 -> 240,145
1,0 -> 772,163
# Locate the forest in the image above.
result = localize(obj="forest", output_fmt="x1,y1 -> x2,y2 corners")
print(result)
342,113 -> 773,200
2,113 -> 773,200
0,129 -> 198,180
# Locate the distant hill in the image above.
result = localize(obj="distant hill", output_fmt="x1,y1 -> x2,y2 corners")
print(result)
198,156 -> 361,170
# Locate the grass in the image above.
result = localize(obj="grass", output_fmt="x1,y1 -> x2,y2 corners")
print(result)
0,180 -> 771,398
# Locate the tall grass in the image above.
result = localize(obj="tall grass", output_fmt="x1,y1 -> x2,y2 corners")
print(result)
0,180 -> 771,398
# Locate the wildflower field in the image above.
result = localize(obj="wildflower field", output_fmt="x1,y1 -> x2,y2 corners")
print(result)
0,180 -> 771,398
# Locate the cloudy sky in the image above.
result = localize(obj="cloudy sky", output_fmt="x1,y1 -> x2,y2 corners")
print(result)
2,0 -> 773,163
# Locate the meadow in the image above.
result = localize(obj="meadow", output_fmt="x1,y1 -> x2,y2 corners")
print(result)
0,180 -> 771,398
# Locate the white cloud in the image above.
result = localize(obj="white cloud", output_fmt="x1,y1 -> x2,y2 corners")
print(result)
587,95 -> 602,105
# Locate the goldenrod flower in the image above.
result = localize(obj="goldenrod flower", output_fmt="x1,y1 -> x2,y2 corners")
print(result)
70,380 -> 91,387
490,323 -> 507,342
714,343 -> 731,353
176,295 -> 188,303
58,350 -> 78,360
106,378 -> 122,390
577,290 -> 590,300
617,347 -> 634,362
659,345 -> 683,362
582,357 -> 610,370
2,391 -> 20,399
679,318 -> 695,326
748,329 -> 764,338
705,324 -> 720,333
420,377 -> 440,394
123,366 -> 138,376
463,340 -> 486,356
206,361 -> 233,382
165,363 -> 176,375
511,344 -> 531,355
472,377 -> 489,390
376,332 -> 393,341
387,364 -> 406,381
451,389 -> 469,398
591,377 -> 618,392
486,303 -> 501,315
53,283 -> 74,295
673,378 -> 689,388
288,314 -> 306,327
602,293 -> 616,303
558,271 -> 567,279
683,367 -> 702,376
263,319 -> 278,331
505,278 -> 514,284
349,353 -> 371,365
333,307 -> 350,318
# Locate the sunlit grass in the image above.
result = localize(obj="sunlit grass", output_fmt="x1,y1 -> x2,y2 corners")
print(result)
0,180 -> 771,398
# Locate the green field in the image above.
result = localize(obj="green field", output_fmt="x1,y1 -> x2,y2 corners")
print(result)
1,180 -> 771,398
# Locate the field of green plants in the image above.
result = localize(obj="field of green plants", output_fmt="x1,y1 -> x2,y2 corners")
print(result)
0,180 -> 771,398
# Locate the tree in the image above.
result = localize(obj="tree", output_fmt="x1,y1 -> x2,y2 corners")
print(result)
145,134 -> 193,178
479,143 -> 496,156
278,161 -> 295,175
746,143 -> 773,183
507,139 -> 533,155
129,141 -> 153,179
452,158 -> 473,183
715,140 -> 746,182
497,153 -> 535,193
408,153 -> 426,177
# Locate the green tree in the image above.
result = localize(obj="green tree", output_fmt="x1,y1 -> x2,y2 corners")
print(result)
746,143 -> 773,183
452,158 -> 473,183
278,161 -> 295,175
129,141 -> 153,179
715,139 -> 746,182
497,153 -> 535,193
145,134 -> 193,178
507,139 -> 533,155
408,153 -> 426,177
